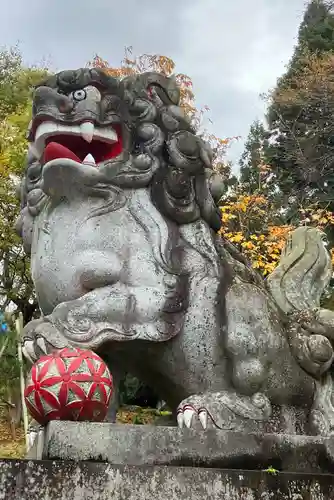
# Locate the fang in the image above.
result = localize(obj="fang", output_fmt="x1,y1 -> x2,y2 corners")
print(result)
83,153 -> 96,165
80,122 -> 94,143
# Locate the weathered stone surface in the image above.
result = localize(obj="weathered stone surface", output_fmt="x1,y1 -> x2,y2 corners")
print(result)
43,421 -> 334,474
1,459 -> 334,500
16,67 -> 334,437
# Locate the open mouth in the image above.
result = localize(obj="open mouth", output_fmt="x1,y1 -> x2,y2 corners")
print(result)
31,121 -> 123,167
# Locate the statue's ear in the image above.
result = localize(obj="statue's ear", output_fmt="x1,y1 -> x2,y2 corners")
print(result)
123,72 -> 180,106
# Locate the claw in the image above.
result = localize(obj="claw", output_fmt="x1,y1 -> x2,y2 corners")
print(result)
28,430 -> 37,451
22,345 -> 33,364
36,337 -> 47,354
177,412 -> 184,429
198,410 -> 208,429
183,407 -> 195,428
23,340 -> 36,363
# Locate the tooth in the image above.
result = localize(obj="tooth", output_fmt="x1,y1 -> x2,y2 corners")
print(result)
198,410 -> 208,430
177,412 -> 184,429
22,346 -> 32,363
83,154 -> 96,165
80,122 -> 94,143
183,408 -> 195,429
37,337 -> 47,354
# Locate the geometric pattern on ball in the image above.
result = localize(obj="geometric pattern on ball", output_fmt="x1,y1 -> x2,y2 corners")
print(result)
24,347 -> 113,425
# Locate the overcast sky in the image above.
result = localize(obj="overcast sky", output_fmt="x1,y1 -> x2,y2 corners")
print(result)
1,0 -> 307,170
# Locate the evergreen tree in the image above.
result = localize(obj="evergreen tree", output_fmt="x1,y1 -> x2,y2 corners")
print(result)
239,120 -> 271,194
266,0 -> 334,221
298,0 -> 334,53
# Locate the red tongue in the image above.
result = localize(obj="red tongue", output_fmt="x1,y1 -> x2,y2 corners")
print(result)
43,142 -> 81,164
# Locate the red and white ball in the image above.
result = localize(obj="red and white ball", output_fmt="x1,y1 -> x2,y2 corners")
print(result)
24,347 -> 113,425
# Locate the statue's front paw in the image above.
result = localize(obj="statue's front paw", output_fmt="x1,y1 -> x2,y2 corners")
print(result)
22,317 -> 69,363
177,400 -> 211,430
177,391 -> 272,432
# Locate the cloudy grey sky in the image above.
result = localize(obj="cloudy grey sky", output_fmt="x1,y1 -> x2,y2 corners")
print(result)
1,0 -> 306,169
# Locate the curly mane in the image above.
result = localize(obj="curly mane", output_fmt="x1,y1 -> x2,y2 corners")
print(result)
267,226 -> 332,314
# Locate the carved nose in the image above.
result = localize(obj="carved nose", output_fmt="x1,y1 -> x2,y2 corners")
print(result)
33,86 -> 74,114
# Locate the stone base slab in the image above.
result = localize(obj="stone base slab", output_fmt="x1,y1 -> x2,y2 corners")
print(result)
1,459 -> 334,499
38,421 -> 334,474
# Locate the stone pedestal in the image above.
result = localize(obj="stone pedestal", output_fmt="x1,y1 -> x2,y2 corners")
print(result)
20,421 -> 334,498
39,421 -> 334,474
1,459 -> 334,499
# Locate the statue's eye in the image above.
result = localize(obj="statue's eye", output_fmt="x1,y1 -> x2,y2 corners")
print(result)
72,89 -> 87,101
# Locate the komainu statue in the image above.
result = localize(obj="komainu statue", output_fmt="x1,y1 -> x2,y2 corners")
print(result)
15,68 -> 334,435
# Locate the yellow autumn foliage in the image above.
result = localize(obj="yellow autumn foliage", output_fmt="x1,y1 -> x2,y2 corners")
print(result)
219,195 -> 334,276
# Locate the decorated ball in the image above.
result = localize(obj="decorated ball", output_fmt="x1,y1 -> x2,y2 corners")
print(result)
24,347 -> 113,425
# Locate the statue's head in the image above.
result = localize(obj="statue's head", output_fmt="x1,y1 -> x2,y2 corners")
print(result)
16,68 -> 226,253
267,226 -> 332,314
